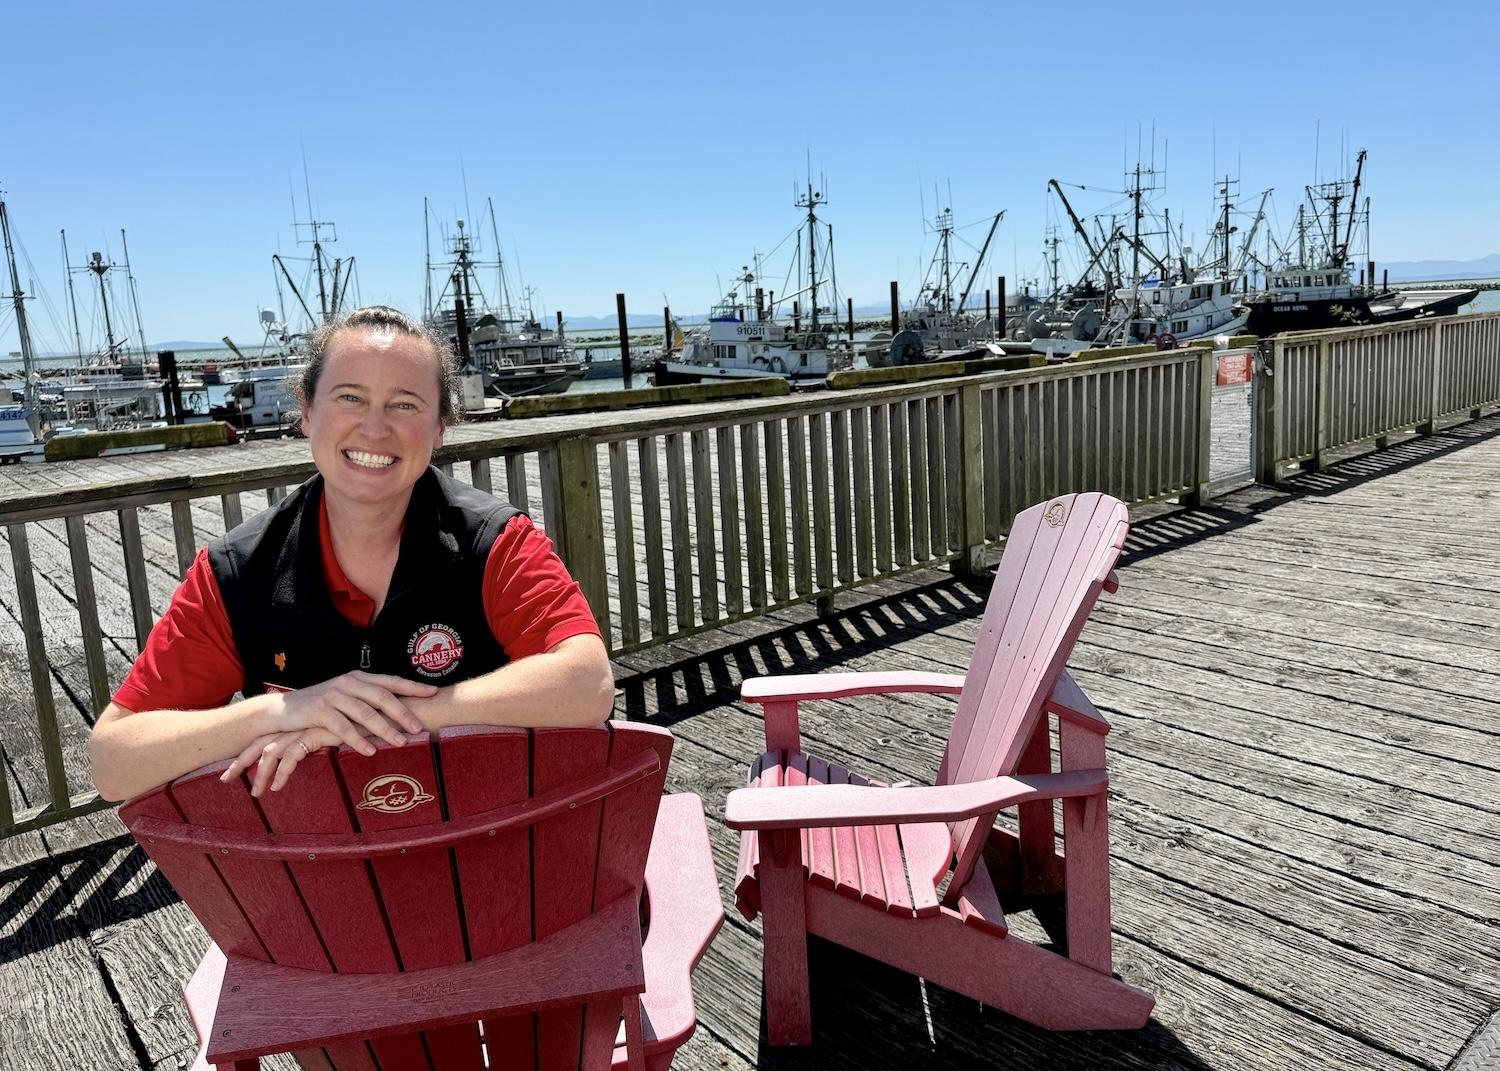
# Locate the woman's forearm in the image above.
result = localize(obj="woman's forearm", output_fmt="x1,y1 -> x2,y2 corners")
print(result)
89,694 -> 279,802
411,635 -> 615,730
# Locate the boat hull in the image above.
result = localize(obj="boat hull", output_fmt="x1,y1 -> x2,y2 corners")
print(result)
1245,297 -> 1373,336
484,364 -> 585,397
650,359 -> 825,389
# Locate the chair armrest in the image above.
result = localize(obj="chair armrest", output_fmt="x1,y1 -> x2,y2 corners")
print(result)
1044,670 -> 1111,734
724,769 -> 1106,831
741,671 -> 965,706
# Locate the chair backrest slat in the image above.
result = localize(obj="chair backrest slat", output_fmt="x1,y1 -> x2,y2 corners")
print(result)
169,766 -> 331,972
936,493 -> 1128,894
256,749 -> 397,974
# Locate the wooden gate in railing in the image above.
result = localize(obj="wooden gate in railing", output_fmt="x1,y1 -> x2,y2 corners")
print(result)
1,344 -> 1211,837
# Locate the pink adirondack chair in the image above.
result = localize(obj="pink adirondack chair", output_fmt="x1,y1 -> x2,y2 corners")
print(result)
725,491 -> 1155,1045
120,723 -> 724,1071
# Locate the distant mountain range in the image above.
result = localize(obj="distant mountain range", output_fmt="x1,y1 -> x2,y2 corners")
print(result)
1382,254 -> 1500,282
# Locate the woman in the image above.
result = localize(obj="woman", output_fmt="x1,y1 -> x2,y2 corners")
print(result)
89,306 -> 615,802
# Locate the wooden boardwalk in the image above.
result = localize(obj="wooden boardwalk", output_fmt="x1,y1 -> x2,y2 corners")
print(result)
4,414 -> 1500,1070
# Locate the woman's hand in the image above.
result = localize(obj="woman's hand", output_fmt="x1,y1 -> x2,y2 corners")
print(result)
221,725 -> 351,796
266,671 -> 433,751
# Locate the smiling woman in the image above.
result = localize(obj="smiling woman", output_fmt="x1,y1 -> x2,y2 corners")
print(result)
87,306 -> 616,803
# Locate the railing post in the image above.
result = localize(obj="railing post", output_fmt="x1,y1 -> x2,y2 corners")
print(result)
1254,339 -> 1280,485
951,382 -> 987,576
1425,319 -> 1445,434
541,437 -> 611,646
1313,337 -> 1333,471
1182,349 -> 1214,506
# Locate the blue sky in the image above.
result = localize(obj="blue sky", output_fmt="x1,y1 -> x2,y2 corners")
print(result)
2,0 -> 1497,351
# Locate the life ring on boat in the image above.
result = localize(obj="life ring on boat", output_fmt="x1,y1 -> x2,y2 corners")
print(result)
1156,332 -> 1178,351
752,355 -> 770,370
769,356 -> 786,374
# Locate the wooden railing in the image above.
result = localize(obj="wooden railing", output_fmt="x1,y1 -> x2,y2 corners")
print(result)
1258,310 -> 1500,480
0,346 -> 1215,836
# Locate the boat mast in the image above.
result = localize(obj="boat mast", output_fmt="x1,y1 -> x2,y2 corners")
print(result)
796,179 -> 824,333
938,206 -> 954,313
423,197 -> 432,320
120,229 -> 148,359
1,196 -> 41,436
88,251 -> 119,359
60,229 -> 83,359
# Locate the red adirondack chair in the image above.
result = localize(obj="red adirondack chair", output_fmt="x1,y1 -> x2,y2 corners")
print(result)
120,723 -> 724,1071
725,491 -> 1155,1045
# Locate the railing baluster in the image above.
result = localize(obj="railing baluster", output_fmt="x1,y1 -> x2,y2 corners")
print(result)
665,432 -> 694,628
981,388 -> 999,541
506,454 -> 529,512
831,409 -> 854,584
117,507 -> 154,651
891,400 -> 911,564
64,515 -> 111,714
690,429 -> 720,621
608,441 -> 640,648
809,413 -> 833,592
852,406 -> 873,578
944,393 -> 962,551
871,404 -> 892,571
716,426 -> 743,616
764,418 -> 790,604
741,423 -> 767,609
472,456 -> 493,495
925,395 -> 945,554
7,524 -> 69,814
788,416 -> 811,595
220,492 -> 243,531
170,499 -> 196,578
907,399 -> 928,562
637,438 -> 670,639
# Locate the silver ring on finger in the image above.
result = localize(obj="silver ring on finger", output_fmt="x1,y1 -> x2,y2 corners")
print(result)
297,739 -> 311,757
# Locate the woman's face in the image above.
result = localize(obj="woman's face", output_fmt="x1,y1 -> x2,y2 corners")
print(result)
303,328 -> 445,512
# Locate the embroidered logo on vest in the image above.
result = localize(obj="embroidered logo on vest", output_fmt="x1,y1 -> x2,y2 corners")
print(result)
356,774 -> 435,815
407,623 -> 464,677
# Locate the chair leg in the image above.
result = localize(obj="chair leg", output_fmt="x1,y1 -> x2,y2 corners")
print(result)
1017,720 -> 1062,896
756,830 -> 812,1046
1062,793 -> 1113,974
622,998 -> 647,1071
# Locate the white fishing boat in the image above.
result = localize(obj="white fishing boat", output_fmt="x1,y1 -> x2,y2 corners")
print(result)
652,180 -> 855,387
424,202 -> 583,398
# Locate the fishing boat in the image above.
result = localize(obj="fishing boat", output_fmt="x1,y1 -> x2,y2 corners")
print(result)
424,201 -> 583,398
651,180 -> 855,387
864,204 -> 1003,368
1245,151 -> 1478,336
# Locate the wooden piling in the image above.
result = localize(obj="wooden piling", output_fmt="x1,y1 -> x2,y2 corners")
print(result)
794,300 -> 801,333
889,281 -> 899,332
846,297 -> 854,336
998,276 -> 1007,333
616,293 -> 632,385
985,289 -> 991,321
663,305 -> 672,351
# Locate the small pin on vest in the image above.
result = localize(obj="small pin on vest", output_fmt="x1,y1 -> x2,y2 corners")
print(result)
360,645 -> 372,669
273,652 -> 287,672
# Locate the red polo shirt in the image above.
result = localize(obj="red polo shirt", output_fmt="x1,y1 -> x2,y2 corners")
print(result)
112,501 -> 600,713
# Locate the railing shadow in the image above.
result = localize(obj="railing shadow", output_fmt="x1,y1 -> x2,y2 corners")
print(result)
0,834 -> 176,965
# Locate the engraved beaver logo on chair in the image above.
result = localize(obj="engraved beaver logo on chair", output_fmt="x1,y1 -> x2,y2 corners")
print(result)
356,774 -> 435,815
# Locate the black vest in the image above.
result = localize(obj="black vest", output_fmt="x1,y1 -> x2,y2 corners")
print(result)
209,467 -> 522,696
